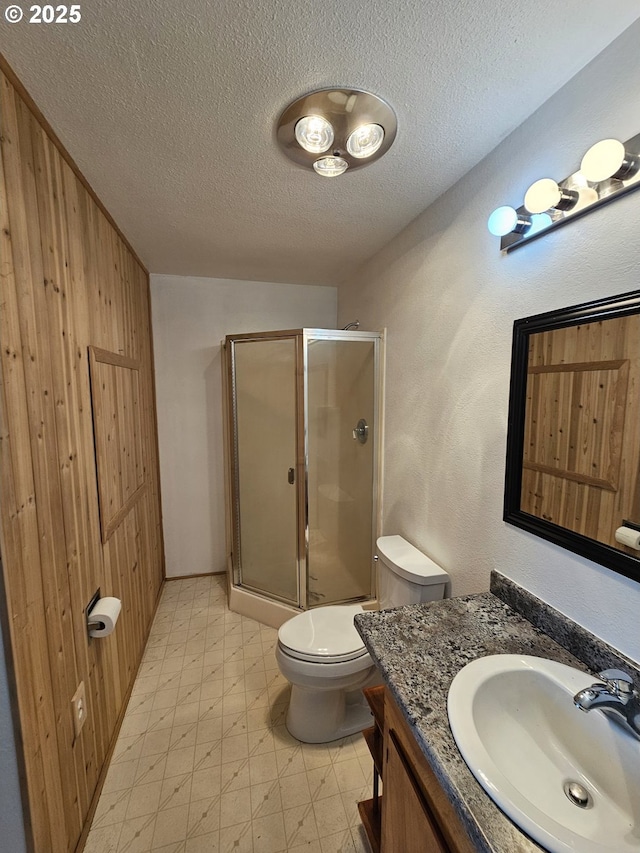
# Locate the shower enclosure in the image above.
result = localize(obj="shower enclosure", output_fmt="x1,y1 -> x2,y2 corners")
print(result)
224,328 -> 382,614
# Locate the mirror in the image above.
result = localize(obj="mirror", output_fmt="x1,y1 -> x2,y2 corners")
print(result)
504,289 -> 640,584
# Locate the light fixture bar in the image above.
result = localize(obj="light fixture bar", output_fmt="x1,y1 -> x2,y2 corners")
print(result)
489,130 -> 640,252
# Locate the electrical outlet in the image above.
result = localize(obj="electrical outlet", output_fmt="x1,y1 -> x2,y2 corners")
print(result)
71,681 -> 87,739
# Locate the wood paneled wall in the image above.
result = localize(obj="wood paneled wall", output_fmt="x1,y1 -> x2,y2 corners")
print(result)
0,58 -> 164,852
521,316 -> 640,548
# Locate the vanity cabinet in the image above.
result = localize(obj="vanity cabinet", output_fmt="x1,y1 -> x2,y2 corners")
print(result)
359,688 -> 476,853
358,686 -> 385,852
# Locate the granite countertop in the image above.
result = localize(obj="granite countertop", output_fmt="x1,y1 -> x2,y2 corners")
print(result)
353,580 -> 639,853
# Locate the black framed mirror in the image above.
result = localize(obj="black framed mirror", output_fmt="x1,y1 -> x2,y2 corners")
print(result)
504,289 -> 640,585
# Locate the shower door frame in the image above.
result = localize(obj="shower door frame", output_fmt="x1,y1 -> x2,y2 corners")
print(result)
302,329 -> 382,609
226,329 -> 307,609
225,328 -> 383,611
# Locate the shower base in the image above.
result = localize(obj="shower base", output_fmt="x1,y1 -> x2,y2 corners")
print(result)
228,581 -> 378,629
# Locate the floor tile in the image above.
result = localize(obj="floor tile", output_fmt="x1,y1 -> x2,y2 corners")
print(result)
250,779 -> 283,819
188,795 -> 221,838
152,804 -> 189,847
306,765 -> 341,802
249,752 -> 279,785
319,831 -> 356,853
103,759 -> 139,794
126,780 -> 163,819
252,812 -> 287,853
218,821 -> 253,853
184,831 -> 220,852
93,790 -> 132,829
219,757 -> 251,792
86,576 -> 375,853
220,786 -> 251,828
164,745 -> 196,778
332,760 -> 366,794
84,825 -> 121,853
135,754 -> 168,786
191,766 -> 222,802
117,814 -> 157,853
159,773 -> 193,810
313,794 -> 350,836
278,771 -> 311,810
283,803 -> 319,847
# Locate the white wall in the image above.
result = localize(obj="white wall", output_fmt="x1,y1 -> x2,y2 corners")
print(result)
151,275 -> 337,578
338,20 -> 640,662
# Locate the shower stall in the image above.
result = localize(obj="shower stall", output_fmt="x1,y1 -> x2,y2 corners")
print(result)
223,328 -> 382,622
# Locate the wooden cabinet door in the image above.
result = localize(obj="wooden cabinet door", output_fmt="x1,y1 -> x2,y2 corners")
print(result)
382,728 -> 449,853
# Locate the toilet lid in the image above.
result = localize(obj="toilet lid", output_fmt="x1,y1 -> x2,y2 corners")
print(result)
278,604 -> 367,663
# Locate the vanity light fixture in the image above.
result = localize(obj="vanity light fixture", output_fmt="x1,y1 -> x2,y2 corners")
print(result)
488,130 -> 640,251
277,89 -> 397,178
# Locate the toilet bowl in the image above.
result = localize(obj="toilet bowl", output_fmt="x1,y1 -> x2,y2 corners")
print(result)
276,535 -> 449,743
276,604 -> 377,743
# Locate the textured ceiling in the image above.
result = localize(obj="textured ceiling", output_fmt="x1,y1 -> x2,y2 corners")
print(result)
1,1 -> 638,285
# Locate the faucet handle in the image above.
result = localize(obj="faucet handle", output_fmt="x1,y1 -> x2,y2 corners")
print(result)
597,669 -> 635,695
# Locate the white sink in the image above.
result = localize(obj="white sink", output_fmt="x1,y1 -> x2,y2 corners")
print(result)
447,654 -> 640,852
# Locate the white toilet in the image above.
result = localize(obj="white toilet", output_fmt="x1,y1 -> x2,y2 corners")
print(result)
275,534 -> 449,743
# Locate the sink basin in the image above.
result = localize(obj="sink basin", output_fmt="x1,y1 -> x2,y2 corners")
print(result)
447,654 -> 640,852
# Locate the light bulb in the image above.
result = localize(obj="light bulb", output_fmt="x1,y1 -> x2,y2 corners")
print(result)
528,213 -> 553,236
580,139 -> 639,183
346,124 -> 385,159
524,178 -> 578,214
313,156 -> 348,177
574,186 -> 599,209
295,116 -> 334,154
487,206 -> 530,237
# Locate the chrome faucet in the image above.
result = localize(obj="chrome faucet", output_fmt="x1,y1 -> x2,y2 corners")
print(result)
573,669 -> 640,740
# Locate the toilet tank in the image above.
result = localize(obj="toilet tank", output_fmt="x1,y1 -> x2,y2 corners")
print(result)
376,535 -> 449,609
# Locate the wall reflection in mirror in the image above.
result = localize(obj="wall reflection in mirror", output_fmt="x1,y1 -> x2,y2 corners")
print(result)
504,290 -> 640,585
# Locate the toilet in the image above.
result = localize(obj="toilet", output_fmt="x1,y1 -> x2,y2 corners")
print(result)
275,534 -> 449,743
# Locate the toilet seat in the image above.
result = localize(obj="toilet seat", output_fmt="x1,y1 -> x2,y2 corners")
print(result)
277,604 -> 367,664
278,644 -> 371,664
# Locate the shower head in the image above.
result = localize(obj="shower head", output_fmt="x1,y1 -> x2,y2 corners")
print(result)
342,320 -> 360,331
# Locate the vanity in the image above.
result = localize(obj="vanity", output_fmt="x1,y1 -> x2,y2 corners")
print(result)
354,572 -> 640,853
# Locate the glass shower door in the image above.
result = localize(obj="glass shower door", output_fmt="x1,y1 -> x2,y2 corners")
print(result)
306,335 -> 376,605
231,337 -> 300,605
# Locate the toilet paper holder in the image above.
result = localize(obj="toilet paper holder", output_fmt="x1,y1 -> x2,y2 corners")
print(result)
85,588 -> 103,638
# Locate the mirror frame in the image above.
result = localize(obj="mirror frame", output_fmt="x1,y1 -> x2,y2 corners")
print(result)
504,288 -> 640,585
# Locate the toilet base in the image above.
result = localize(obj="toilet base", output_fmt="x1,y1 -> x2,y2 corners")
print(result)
285,673 -> 381,743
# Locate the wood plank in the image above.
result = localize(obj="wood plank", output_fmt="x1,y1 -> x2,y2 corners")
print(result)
522,319 -> 640,549
0,80 -> 67,849
363,684 -> 385,731
0,63 -> 165,852
357,798 -> 381,853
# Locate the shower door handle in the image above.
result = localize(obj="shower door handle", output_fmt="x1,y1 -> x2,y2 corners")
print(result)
352,418 -> 369,444
288,467 -> 295,485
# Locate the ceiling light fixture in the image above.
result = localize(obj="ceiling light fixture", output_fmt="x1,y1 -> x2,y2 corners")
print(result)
277,89 -> 397,178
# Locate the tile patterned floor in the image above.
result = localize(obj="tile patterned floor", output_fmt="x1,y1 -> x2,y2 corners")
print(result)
85,575 -> 374,853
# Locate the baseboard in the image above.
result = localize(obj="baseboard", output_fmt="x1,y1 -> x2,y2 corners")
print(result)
164,571 -> 225,581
